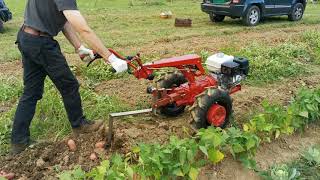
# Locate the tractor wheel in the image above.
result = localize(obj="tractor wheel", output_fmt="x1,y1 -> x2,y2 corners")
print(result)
158,72 -> 187,116
190,88 -> 232,129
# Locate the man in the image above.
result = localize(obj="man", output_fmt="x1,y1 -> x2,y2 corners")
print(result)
11,0 -> 128,154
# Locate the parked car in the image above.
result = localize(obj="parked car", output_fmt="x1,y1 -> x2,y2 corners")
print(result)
0,0 -> 12,32
201,0 -> 307,26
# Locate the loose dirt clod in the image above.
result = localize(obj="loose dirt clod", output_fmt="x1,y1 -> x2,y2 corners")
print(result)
36,158 -> 45,167
90,153 -> 98,161
95,141 -> 105,149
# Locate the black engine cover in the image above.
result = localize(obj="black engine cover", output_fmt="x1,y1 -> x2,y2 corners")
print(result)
233,57 -> 249,75
221,61 -> 240,76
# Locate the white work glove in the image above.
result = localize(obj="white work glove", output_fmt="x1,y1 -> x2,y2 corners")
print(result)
77,45 -> 95,62
108,54 -> 128,73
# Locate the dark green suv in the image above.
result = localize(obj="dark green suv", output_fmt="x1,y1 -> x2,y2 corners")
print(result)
201,0 -> 307,26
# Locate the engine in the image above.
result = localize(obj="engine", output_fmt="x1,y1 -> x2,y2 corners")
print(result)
205,53 -> 249,90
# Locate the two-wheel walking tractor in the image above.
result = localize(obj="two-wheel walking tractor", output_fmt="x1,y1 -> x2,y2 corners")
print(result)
88,49 -> 249,148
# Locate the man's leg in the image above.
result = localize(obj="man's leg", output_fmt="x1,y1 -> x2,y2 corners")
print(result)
42,38 -> 102,131
11,37 -> 46,147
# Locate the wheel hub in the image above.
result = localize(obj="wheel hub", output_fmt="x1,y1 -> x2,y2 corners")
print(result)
206,104 -> 227,127
249,10 -> 258,24
295,7 -> 302,19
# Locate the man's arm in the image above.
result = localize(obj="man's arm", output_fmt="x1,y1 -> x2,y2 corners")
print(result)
62,10 -> 111,61
62,22 -> 81,50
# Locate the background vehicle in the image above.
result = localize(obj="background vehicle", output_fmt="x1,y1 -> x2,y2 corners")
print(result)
0,0 -> 12,32
201,0 -> 307,26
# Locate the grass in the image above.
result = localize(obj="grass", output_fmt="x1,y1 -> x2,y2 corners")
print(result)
0,0 -> 320,62
0,77 -> 22,102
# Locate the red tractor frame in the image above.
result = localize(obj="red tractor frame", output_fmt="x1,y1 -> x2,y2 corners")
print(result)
91,49 -> 243,130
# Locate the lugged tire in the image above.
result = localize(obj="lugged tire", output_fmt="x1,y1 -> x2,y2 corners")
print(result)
158,72 -> 187,116
190,88 -> 232,129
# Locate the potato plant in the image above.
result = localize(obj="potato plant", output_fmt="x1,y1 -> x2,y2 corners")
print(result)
59,87 -> 320,179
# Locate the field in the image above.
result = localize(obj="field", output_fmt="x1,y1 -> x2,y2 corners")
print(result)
0,0 -> 320,179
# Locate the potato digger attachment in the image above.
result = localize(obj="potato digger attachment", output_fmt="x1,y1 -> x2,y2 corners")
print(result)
88,49 -> 249,148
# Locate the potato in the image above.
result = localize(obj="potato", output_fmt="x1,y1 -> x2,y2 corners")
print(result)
0,171 -> 15,180
95,141 -> 106,149
67,139 -> 76,152
5,172 -> 15,180
89,153 -> 97,161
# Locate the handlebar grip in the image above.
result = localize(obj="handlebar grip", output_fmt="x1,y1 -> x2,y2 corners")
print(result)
126,56 -> 134,61
110,67 -> 116,73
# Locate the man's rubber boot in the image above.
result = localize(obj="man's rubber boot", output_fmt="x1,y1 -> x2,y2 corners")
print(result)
10,140 -> 37,155
10,144 -> 29,155
73,120 -> 104,134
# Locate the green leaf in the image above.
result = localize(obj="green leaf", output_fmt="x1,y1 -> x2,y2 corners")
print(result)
299,111 -> 309,118
232,143 -> 245,153
199,146 -> 208,156
58,172 -> 73,180
212,133 -> 223,148
246,138 -> 256,150
73,167 -> 85,179
275,129 -> 281,139
189,167 -> 199,180
126,166 -> 134,179
243,124 -> 249,132
132,146 -> 140,153
208,149 -> 225,163
173,168 -> 184,177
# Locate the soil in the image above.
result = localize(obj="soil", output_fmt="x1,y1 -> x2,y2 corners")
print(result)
2,72 -> 320,179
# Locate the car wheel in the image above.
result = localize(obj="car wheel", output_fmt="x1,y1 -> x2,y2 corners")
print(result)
288,3 -> 304,21
242,5 -> 260,26
209,14 -> 225,22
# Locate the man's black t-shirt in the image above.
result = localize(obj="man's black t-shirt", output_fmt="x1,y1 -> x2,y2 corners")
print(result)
24,0 -> 78,36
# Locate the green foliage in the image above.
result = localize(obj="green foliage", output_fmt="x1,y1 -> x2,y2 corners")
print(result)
266,164 -> 300,180
302,30 -> 320,63
58,166 -> 86,180
244,88 -> 320,143
133,136 -> 203,179
302,147 -> 320,165
87,155 -> 134,180
261,146 -> 320,180
0,109 -> 15,155
239,42 -> 308,84
79,61 -> 127,82
60,87 -> 320,179
0,77 -> 22,102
